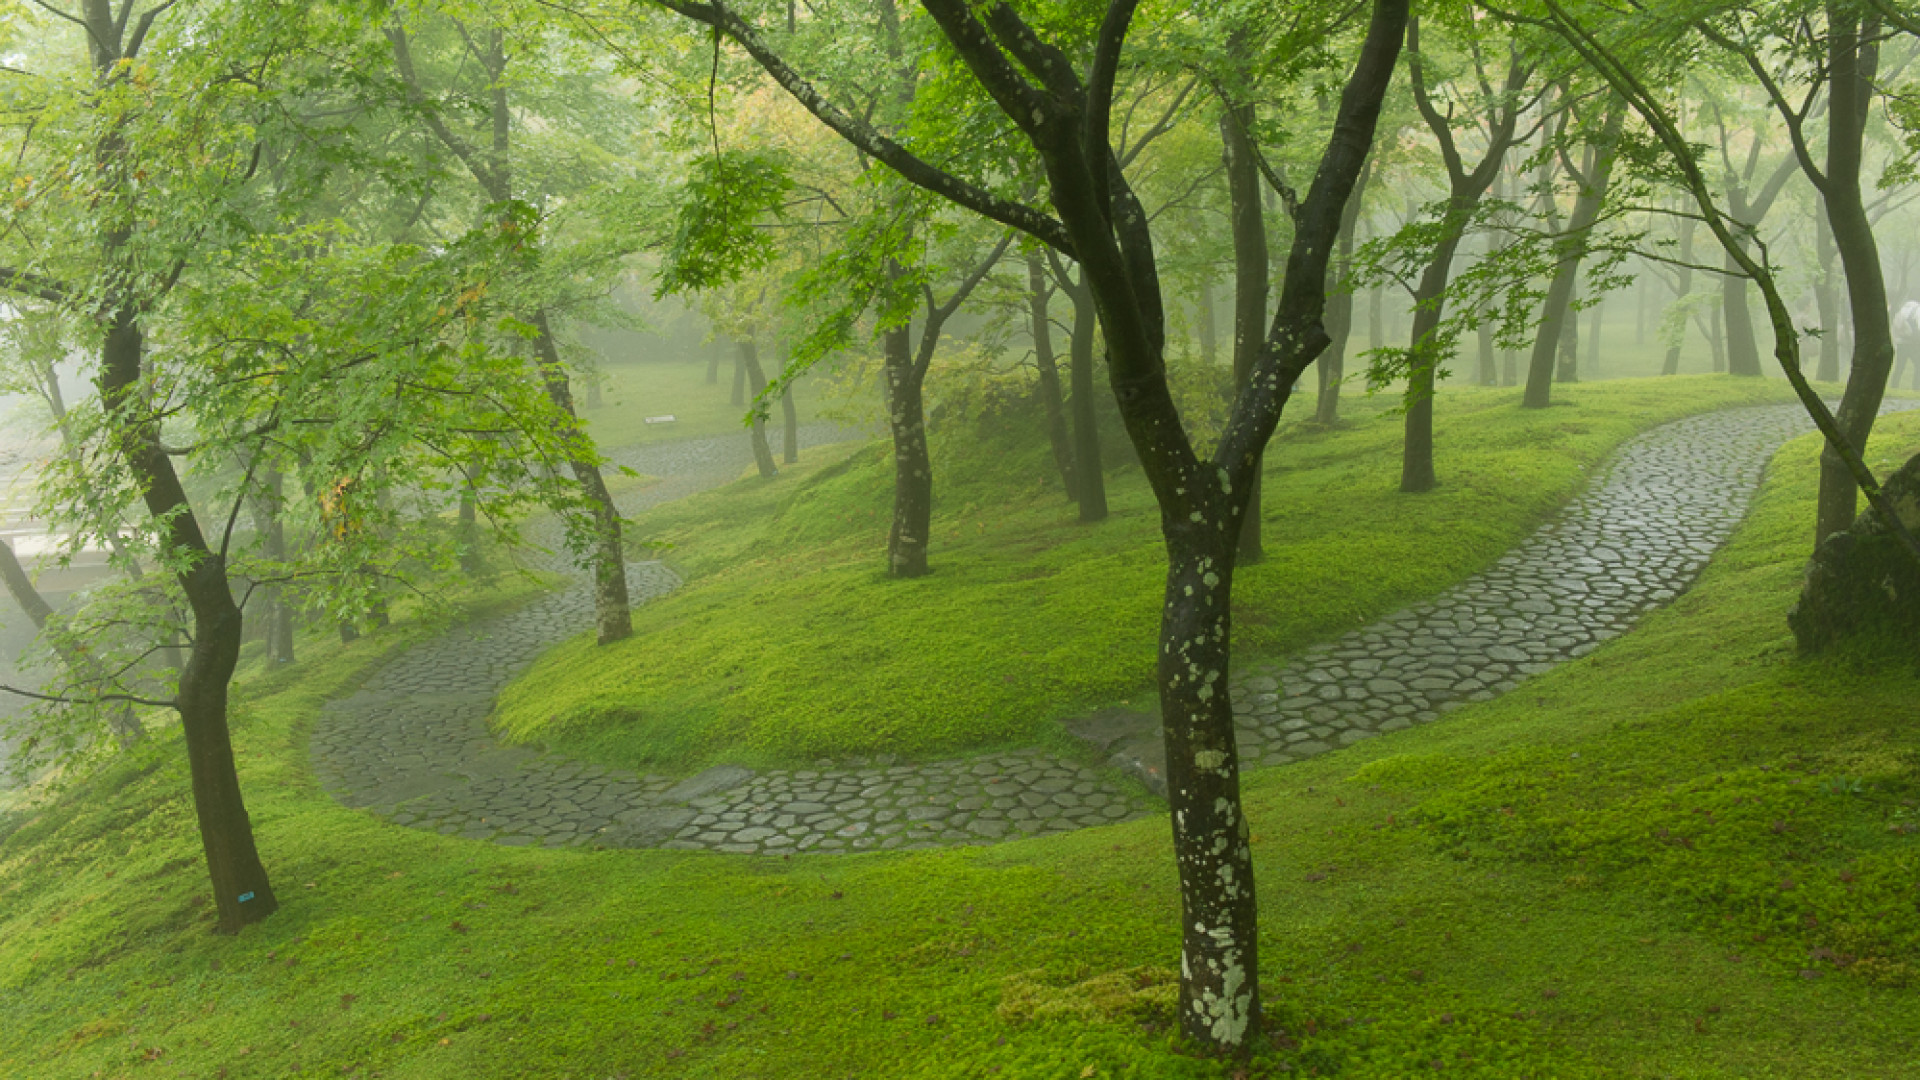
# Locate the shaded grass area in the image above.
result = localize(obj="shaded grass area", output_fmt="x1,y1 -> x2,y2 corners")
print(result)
499,377 -> 1801,774
0,408 -> 1915,1079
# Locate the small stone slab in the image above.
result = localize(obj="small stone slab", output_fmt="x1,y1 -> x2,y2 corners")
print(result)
662,765 -> 754,803
602,807 -> 697,846
452,748 -> 538,782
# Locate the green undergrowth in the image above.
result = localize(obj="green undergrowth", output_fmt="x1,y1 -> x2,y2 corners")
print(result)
0,403 -> 1914,1078
500,376 -> 1801,774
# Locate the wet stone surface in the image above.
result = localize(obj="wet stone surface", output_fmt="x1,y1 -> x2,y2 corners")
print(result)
309,424 -> 1156,852
311,405 -> 1904,855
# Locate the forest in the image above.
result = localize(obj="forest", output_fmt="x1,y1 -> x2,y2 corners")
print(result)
0,0 -> 1918,1076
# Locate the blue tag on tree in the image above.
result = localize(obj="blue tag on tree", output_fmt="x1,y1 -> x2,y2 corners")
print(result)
238,892 -> 255,903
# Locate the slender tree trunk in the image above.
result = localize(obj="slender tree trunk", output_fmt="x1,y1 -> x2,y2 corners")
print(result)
533,311 -> 632,644
1319,157 -> 1371,424
1223,98 -> 1269,561
1556,294 -> 1580,383
1367,281 -> 1383,351
101,308 -> 274,932
1401,230 -> 1467,493
1196,278 -> 1219,366
0,536 -> 144,747
254,467 -> 294,665
1062,273 -> 1109,523
1815,209 -> 1842,382
1663,214 -> 1697,375
738,341 -> 779,479
1817,10 -> 1898,544
1029,253 -> 1078,498
1723,250 -> 1764,376
1709,304 -> 1726,372
880,323 -> 931,578
1524,105 -> 1625,408
1585,295 -> 1604,377
706,338 -> 722,384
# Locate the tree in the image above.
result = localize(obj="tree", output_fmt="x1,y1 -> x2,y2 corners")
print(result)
642,0 -> 1408,1053
1521,91 -> 1625,407
1393,12 -> 1537,491
387,7 -> 634,644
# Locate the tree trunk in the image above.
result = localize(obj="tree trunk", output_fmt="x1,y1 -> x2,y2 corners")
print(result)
1709,304 -> 1726,373
533,311 -> 632,644
1817,9 -> 1898,545
1663,213 -> 1697,375
100,308 -> 274,933
1319,157 -> 1371,424
1196,277 -> 1218,366
254,467 -> 294,665
881,323 -> 931,578
1400,230 -> 1467,493
1029,253 -> 1078,498
1584,295 -> 1604,377
1815,208 -> 1842,382
1062,273 -> 1109,523
1223,99 -> 1269,561
738,340 -> 779,479
1556,296 -> 1580,382
1524,105 -> 1625,408
780,382 -> 799,464
1723,250 -> 1763,376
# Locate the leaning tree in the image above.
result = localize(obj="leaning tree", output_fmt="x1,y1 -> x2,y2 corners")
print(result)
627,0 -> 1408,1054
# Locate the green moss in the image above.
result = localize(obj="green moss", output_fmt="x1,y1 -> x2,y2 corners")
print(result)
501,376 -> 1802,773
3,386 -> 1915,1079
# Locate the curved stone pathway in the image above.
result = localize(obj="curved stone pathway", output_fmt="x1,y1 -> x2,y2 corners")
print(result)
310,404 -> 1903,854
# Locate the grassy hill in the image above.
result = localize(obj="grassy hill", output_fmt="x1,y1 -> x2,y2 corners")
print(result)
497,376 -> 1801,774
1,383 -> 1914,1079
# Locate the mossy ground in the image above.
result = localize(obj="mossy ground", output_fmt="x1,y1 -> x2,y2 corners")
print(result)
498,376 -> 1800,774
1,385 -> 1915,1079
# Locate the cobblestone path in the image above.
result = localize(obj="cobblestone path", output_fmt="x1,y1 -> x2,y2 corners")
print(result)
310,405 -> 1882,854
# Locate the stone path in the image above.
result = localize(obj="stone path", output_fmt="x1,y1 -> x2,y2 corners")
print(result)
309,404 -> 1898,855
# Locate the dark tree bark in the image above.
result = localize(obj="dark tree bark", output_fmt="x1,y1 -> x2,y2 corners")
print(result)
1054,264 -> 1110,522
656,0 -> 1406,1054
533,312 -> 633,643
103,309 -> 276,933
1401,23 -> 1530,492
1814,11 -> 1899,543
1712,124 -> 1798,379
879,237 -> 1011,577
1221,87 -> 1268,557
1028,252 -> 1079,498
738,339 -> 779,479
1523,102 -> 1625,408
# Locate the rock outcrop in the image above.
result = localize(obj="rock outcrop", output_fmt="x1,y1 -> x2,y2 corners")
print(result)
1790,452 -> 1920,653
